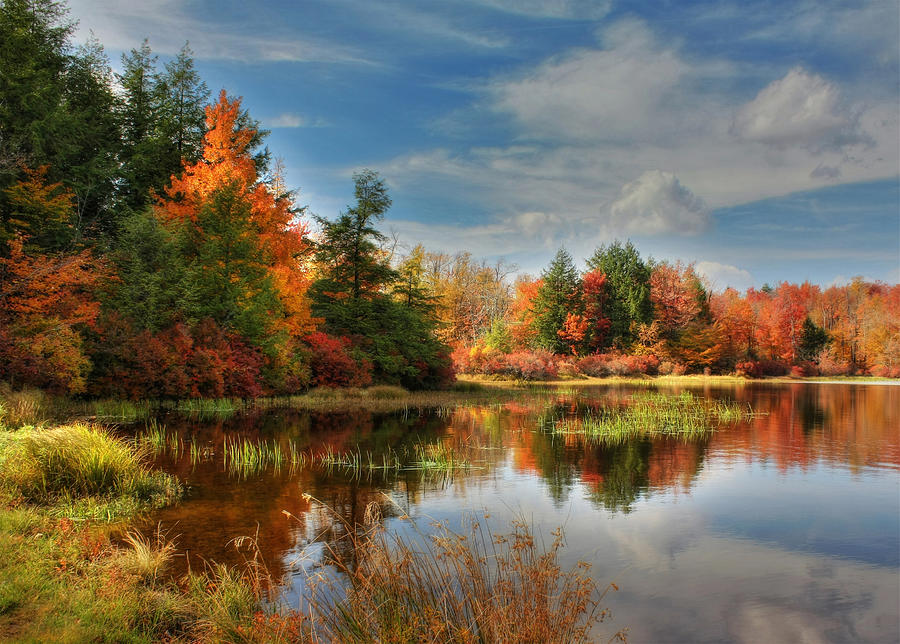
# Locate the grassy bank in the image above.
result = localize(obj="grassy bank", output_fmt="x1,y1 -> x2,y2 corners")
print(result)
0,493 -> 621,642
0,414 -> 622,642
0,423 -> 181,521
0,382 -> 523,428
457,373 -> 896,387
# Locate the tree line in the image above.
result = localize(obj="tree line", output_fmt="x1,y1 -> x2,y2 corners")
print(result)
1,0 -> 897,398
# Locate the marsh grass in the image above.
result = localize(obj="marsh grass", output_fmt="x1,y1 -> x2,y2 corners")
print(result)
119,527 -> 177,584
222,437 -> 307,478
0,386 -> 49,427
551,391 -> 757,442
136,419 -> 183,457
287,495 -> 626,643
410,439 -> 470,472
0,423 -> 180,517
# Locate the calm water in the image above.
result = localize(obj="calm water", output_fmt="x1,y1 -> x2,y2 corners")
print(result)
138,383 -> 900,643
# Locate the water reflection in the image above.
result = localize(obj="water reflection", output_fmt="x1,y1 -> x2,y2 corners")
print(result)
139,383 -> 899,642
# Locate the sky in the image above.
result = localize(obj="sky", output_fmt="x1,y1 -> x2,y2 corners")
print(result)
67,0 -> 899,291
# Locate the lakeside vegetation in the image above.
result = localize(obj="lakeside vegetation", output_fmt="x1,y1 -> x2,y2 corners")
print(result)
0,425 -> 618,642
546,391 -> 756,443
1,0 -> 896,411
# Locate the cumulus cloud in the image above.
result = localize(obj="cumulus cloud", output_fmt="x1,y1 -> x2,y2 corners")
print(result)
492,20 -> 713,144
731,68 -> 873,152
605,171 -> 710,235
695,261 -> 754,292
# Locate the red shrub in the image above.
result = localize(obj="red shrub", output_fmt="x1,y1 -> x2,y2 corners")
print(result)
502,351 -> 558,380
577,353 -> 659,377
790,361 -> 819,378
870,364 -> 900,378
735,361 -> 763,378
305,332 -> 372,388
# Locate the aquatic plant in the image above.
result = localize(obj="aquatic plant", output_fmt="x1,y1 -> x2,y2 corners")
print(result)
550,391 -> 756,442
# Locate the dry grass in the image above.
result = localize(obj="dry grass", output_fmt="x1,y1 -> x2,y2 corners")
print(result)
119,527 -> 177,584
287,496 -> 627,644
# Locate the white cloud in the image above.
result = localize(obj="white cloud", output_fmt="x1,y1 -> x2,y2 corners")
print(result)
267,113 -> 328,129
492,19 -> 720,145
465,0 -> 612,19
695,261 -> 754,292
67,0 -> 374,64
377,15 -> 898,252
605,171 -> 709,235
731,67 -> 872,152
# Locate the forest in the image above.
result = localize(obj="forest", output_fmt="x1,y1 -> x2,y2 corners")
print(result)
1,0 -> 898,402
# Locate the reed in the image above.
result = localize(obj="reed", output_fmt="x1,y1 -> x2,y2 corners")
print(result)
136,419 -> 183,457
290,496 -> 626,643
551,391 -> 756,442
221,437 -> 307,477
410,439 -> 470,472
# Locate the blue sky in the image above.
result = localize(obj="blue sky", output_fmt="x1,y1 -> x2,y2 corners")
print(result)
69,0 -> 899,290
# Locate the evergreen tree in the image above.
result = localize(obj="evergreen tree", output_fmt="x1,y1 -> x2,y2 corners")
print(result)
105,209 -> 185,332
587,240 -> 652,348
117,40 -> 167,212
179,181 -> 282,349
62,37 -> 119,238
312,169 -> 397,304
798,316 -> 830,362
531,248 -> 581,354
158,43 -> 208,167
311,171 -> 450,388
0,0 -> 119,245
394,244 -> 438,312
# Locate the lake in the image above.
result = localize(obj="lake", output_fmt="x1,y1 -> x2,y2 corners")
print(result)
137,382 -> 900,643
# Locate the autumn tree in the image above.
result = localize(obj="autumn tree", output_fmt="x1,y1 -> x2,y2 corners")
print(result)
421,251 -> 513,346
581,269 -> 611,352
157,90 -> 315,339
509,276 -> 541,350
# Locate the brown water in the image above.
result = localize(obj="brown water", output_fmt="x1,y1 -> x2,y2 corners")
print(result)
137,382 -> 900,643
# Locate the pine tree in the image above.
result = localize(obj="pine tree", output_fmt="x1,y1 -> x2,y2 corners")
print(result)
312,169 -> 397,304
117,39 -> 167,211
158,43 -> 209,168
531,248 -> 581,354
587,240 -> 652,349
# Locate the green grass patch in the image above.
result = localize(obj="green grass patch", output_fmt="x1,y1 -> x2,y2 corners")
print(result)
0,424 -> 180,520
550,391 -> 758,443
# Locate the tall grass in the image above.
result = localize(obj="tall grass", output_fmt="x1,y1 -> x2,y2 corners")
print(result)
222,437 -> 307,477
0,423 -> 180,513
289,497 -> 626,643
410,439 -> 470,472
119,527 -> 177,584
0,385 -> 49,427
551,391 -> 756,442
